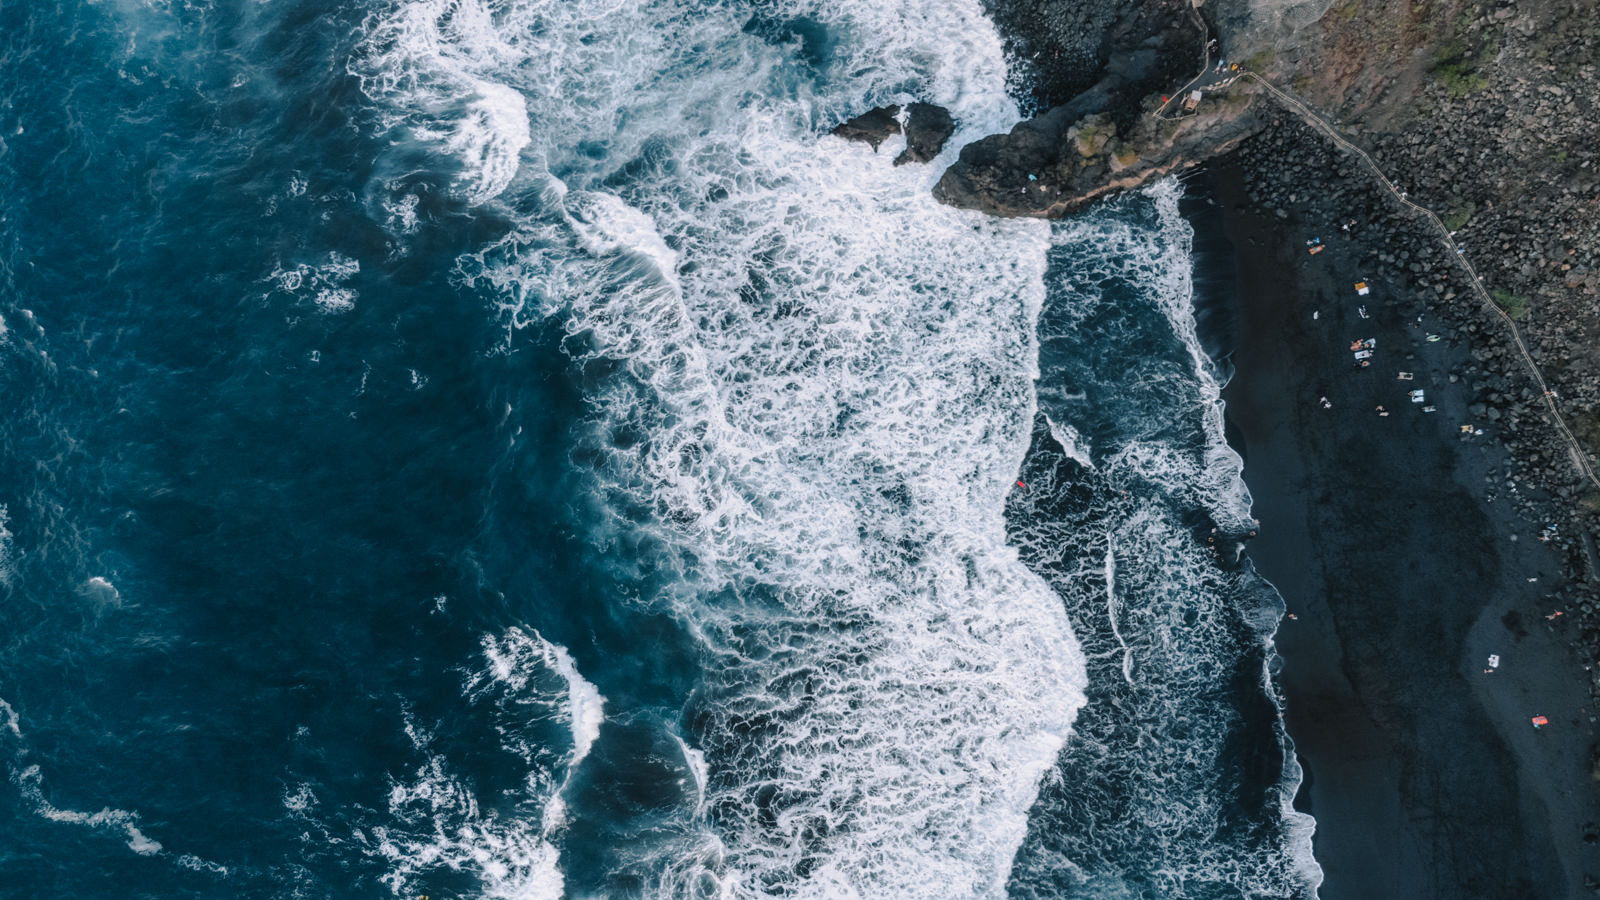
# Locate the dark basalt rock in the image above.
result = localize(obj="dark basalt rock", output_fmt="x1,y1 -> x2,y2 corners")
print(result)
894,103 -> 956,166
830,106 -> 901,151
934,82 -> 1263,218
933,0 -> 1236,217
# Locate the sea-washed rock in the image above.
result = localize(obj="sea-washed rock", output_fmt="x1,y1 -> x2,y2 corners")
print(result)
894,103 -> 956,166
830,105 -> 901,151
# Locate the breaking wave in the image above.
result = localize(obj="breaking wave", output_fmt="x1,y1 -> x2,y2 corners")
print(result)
354,0 -> 1088,894
287,628 -> 602,898
1005,180 -> 1322,899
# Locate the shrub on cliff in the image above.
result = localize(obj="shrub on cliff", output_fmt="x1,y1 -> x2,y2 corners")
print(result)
1491,287 -> 1529,320
1431,43 -> 1489,97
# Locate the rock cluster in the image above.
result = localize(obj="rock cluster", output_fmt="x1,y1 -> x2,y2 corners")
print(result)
829,103 -> 957,165
1228,114 -> 1600,683
1347,4 -> 1600,677
934,87 -> 1261,217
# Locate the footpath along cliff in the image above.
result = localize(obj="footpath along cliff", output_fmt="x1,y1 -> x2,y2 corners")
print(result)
903,0 -> 1600,895
932,0 -> 1600,677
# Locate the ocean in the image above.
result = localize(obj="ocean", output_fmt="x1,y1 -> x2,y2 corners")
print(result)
0,0 -> 1319,897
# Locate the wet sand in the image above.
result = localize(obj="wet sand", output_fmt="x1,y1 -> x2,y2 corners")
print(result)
1201,156 -> 1600,898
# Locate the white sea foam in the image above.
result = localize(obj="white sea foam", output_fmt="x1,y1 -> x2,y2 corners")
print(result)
332,629 -> 600,898
1006,181 -> 1323,898
367,746 -> 565,900
1046,414 -> 1094,470
173,854 -> 231,878
14,764 -> 163,856
1051,179 -> 1253,531
353,0 -> 532,205
2,700 -> 186,862
0,504 -> 13,586
672,732 -> 710,819
82,575 -> 122,608
0,695 -> 20,740
395,0 -> 1090,893
264,252 -> 360,313
471,628 -> 606,775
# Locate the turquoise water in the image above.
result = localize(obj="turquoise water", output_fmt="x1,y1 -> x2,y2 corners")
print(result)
0,1 -> 1316,897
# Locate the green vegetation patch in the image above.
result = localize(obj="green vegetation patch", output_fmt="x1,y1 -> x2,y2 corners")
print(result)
1441,204 -> 1473,231
1074,119 -> 1112,158
1431,42 -> 1489,97
1491,287 -> 1529,320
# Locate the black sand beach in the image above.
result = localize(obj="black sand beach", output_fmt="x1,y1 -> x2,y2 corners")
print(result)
1204,153 -> 1600,898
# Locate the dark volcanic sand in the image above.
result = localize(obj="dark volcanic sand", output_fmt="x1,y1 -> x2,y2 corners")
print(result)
1201,157 -> 1600,899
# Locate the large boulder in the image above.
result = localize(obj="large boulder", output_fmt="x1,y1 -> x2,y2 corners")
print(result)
894,103 -> 957,166
830,106 -> 901,151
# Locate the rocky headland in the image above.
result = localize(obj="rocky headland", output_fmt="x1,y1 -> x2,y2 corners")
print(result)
913,0 -> 1600,894
934,0 -> 1260,218
937,0 -> 1600,688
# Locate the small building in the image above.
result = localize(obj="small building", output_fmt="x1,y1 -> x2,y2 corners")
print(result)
1183,91 -> 1203,113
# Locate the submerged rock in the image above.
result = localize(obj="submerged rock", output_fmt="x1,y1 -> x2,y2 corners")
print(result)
830,105 -> 901,151
894,102 -> 956,166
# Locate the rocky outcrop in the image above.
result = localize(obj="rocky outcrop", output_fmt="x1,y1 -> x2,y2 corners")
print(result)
894,103 -> 956,166
935,84 -> 1263,217
830,106 -> 901,151
933,0 -> 1233,217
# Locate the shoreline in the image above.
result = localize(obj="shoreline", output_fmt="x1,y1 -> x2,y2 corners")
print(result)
1199,137 -> 1600,897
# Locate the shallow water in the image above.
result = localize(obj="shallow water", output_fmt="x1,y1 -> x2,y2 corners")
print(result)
1,1 -> 1315,897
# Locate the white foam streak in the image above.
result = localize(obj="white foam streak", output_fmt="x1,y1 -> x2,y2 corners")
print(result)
14,764 -> 162,856
348,629 -> 600,897
1139,180 -> 1253,529
672,732 -> 710,819
475,628 -> 607,773
1103,542 -> 1134,686
0,695 -> 21,740
0,504 -> 12,587
1046,414 -> 1094,470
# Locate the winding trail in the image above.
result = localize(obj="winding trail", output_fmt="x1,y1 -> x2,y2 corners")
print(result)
1149,11 -> 1600,490
1241,73 -> 1600,492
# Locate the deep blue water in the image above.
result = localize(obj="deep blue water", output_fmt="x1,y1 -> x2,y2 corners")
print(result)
2,1 -> 1316,897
